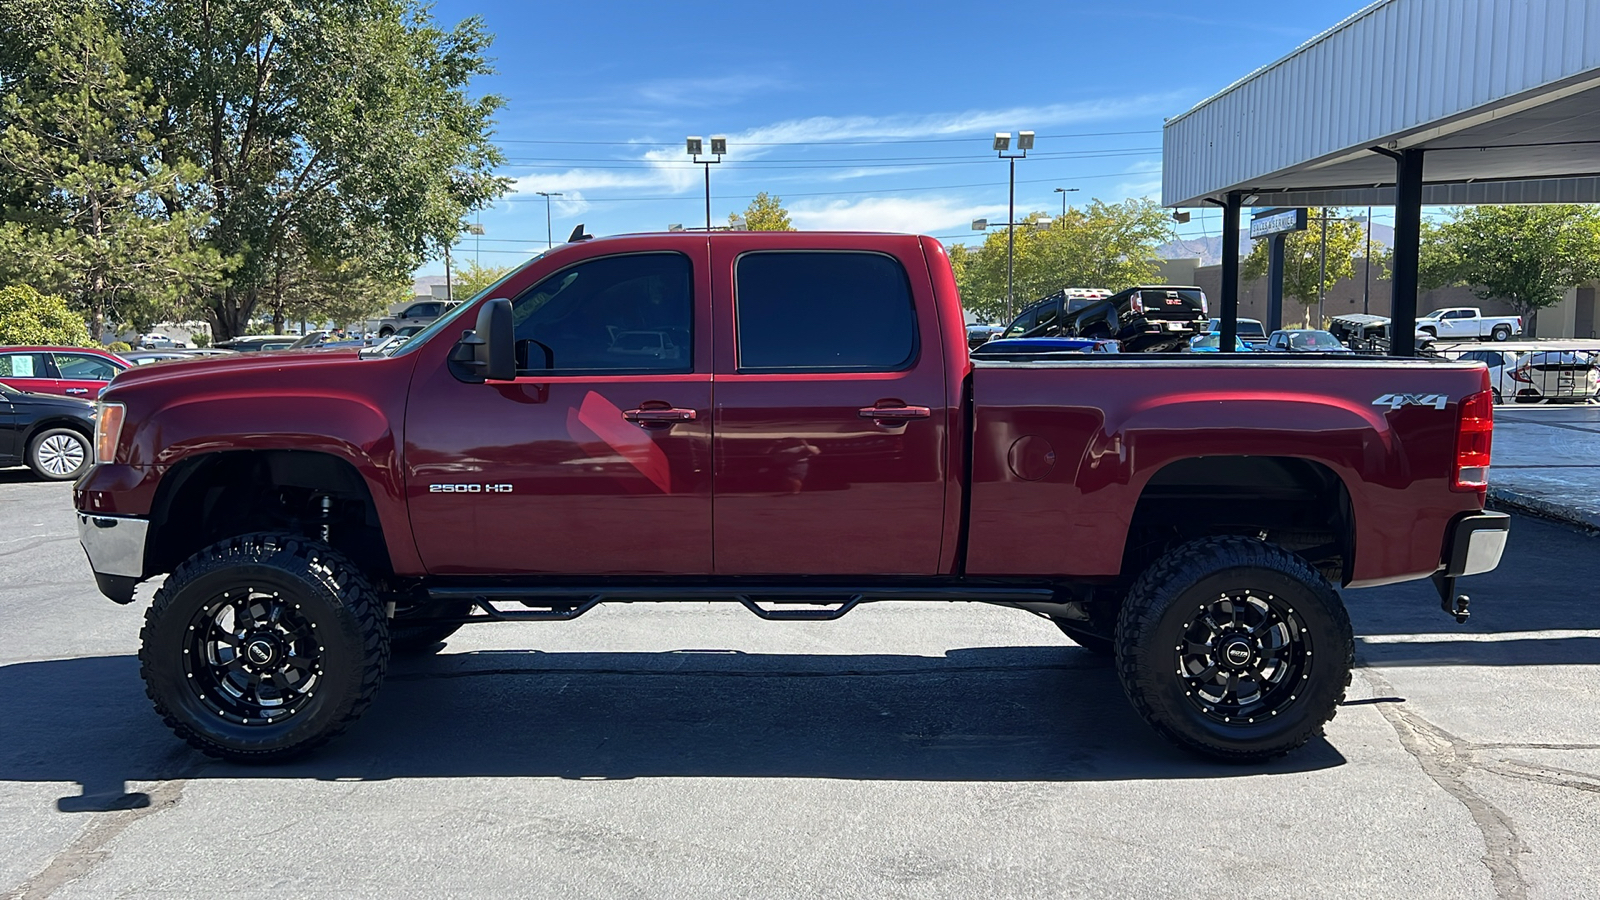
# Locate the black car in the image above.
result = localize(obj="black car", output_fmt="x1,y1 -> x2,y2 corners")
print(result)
1000,285 -> 1210,352
0,381 -> 95,480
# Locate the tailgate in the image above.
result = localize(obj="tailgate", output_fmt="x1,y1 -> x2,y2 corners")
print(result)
1136,288 -> 1206,322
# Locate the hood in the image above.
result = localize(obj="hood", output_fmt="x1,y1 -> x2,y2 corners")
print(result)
105,348 -> 364,390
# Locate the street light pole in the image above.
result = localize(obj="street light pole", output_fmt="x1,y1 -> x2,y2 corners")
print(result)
535,192 -> 563,248
1054,186 -> 1078,218
687,135 -> 726,231
995,131 -> 1034,322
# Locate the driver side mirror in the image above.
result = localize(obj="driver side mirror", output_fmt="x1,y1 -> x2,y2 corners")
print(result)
448,298 -> 514,383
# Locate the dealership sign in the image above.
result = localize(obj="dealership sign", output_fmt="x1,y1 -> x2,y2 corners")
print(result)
1248,208 -> 1309,239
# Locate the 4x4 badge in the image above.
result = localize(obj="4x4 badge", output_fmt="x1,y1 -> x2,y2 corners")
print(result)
1372,393 -> 1449,410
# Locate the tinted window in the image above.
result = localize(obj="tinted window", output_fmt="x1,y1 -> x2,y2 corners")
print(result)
1237,321 -> 1266,337
1002,307 -> 1039,339
511,252 -> 693,374
735,252 -> 917,372
0,353 -> 45,378
53,353 -> 119,380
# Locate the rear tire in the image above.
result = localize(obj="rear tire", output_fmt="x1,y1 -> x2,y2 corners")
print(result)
27,427 -> 90,481
139,533 -> 389,762
1115,536 -> 1353,762
1491,326 -> 1510,342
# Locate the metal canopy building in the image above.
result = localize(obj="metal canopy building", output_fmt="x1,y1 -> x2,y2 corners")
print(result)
1162,0 -> 1600,354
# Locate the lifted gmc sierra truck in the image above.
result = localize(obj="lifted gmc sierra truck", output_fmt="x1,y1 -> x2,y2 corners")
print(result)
75,231 -> 1509,763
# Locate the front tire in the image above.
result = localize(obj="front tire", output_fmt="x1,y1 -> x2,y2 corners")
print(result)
139,533 -> 389,762
1115,536 -> 1353,762
28,427 -> 90,481
1491,325 -> 1510,342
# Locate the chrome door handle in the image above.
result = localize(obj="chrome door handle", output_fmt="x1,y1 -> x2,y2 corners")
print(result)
65,388 -> 88,394
858,405 -> 930,420
624,407 -> 697,424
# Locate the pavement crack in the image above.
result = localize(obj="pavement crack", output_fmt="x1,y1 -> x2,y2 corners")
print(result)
4,754 -> 202,900
1481,759 -> 1600,795
1359,667 -> 1528,900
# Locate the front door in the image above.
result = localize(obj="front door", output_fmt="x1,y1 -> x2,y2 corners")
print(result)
404,248 -> 714,575
710,242 -> 950,575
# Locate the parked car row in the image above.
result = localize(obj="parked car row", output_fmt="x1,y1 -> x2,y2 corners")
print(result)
1451,346 -> 1600,404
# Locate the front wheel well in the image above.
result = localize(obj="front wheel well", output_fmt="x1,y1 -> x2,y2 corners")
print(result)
1120,456 -> 1355,586
144,450 -> 392,581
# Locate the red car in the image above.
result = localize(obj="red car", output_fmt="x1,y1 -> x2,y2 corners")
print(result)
0,346 -> 127,399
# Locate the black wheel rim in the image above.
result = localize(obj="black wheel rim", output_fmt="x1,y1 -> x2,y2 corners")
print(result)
1176,591 -> 1311,725
183,588 -> 324,725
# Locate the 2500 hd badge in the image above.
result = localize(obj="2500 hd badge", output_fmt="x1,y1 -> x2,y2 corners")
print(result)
429,483 -> 513,493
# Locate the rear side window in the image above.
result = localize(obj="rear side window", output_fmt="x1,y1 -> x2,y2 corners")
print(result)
1,352 -> 49,378
736,252 -> 917,372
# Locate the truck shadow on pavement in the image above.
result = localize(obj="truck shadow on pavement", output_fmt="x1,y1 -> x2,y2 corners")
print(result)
0,646 -> 1350,811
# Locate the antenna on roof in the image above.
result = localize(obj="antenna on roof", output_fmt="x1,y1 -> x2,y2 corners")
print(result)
567,224 -> 592,243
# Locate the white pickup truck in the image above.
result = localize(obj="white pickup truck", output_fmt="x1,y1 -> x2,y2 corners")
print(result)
1418,307 -> 1523,342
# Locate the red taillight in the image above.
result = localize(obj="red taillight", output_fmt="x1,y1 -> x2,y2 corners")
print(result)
1509,366 -> 1532,383
1453,390 -> 1493,491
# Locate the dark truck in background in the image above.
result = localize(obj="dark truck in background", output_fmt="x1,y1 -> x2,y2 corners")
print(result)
76,231 -> 1508,764
1001,285 -> 1210,352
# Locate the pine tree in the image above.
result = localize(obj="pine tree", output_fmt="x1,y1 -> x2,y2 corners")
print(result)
0,8 -> 225,341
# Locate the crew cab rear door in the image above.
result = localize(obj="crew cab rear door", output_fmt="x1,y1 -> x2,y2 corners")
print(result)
709,237 -> 949,575
403,241 -> 714,575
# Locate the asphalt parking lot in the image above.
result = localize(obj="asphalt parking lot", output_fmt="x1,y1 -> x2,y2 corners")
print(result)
1,472 -> 1596,899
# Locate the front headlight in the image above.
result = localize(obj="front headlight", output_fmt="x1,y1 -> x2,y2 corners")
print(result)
94,402 -> 125,464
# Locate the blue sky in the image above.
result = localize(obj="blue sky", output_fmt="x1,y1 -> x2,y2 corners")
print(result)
422,0 -> 1381,275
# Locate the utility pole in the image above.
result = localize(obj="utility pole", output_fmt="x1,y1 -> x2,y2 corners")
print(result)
1054,186 -> 1078,218
1317,212 -> 1328,327
443,243 -> 452,303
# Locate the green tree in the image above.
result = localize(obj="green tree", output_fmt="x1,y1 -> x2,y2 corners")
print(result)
733,192 -> 794,231
114,0 -> 509,339
953,198 -> 1175,320
1242,208 -> 1365,326
0,8 -> 226,341
1418,205 -> 1600,336
453,260 -> 514,299
0,284 -> 94,346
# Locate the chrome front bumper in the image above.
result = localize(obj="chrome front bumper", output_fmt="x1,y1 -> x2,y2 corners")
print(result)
77,512 -> 148,603
1442,511 -> 1510,577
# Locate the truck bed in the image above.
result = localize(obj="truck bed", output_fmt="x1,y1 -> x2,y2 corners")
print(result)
965,354 -> 1489,585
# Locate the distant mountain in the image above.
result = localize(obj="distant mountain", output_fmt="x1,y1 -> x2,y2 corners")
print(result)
1156,223 -> 1394,267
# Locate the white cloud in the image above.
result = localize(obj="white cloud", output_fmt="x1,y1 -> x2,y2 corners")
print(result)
505,94 -> 1177,200
788,196 -> 1007,234
635,74 -> 788,107
1113,160 -> 1164,200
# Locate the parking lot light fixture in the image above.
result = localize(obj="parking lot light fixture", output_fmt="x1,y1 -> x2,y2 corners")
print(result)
688,134 -> 725,231
535,192 -> 563,248
995,129 -> 1035,321
1054,186 -> 1079,218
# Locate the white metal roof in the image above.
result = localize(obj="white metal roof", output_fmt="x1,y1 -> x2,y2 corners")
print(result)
1163,0 -> 1600,207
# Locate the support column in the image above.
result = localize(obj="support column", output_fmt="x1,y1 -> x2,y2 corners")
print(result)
1219,191 -> 1242,354
1266,233 -> 1286,333
1388,148 -> 1424,357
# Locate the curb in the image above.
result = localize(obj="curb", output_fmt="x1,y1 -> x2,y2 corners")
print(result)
1488,486 -> 1600,535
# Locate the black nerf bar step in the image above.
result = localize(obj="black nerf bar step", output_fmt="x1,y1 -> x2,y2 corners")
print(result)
424,584 -> 1061,624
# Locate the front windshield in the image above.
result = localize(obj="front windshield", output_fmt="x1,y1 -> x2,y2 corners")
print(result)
1291,331 -> 1345,350
390,251 -> 546,358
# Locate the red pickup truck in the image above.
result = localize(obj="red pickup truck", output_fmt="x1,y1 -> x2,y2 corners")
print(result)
76,231 -> 1508,764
